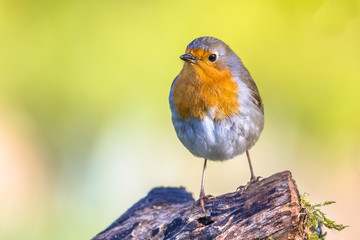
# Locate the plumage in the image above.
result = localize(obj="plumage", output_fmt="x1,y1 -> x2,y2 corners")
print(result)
169,36 -> 264,212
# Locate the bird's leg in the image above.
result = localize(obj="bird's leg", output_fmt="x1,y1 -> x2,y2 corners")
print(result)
198,158 -> 214,213
237,151 -> 262,191
199,158 -> 207,213
246,150 -> 257,183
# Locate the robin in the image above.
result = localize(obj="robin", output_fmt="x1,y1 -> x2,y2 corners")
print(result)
169,36 -> 264,213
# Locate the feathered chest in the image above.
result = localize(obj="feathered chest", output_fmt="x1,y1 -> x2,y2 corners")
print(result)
172,62 -> 240,122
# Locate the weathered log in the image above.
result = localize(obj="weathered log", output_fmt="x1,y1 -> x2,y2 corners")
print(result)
93,171 -> 307,240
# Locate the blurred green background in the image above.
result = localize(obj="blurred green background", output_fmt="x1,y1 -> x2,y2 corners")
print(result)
0,0 -> 359,239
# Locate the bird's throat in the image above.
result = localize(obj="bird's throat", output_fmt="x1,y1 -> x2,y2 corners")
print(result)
173,62 -> 239,122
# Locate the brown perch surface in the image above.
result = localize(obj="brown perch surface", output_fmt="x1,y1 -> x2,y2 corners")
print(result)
93,171 -> 306,240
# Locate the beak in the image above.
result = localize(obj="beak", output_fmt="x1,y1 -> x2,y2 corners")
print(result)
180,53 -> 197,63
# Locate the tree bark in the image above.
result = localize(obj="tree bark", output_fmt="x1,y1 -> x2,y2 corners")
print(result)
92,171 -> 307,240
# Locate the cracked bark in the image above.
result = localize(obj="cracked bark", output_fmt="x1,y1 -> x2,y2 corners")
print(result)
92,171 -> 308,240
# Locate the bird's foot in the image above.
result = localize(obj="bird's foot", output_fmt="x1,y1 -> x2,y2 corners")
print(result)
236,176 -> 262,192
195,194 -> 214,214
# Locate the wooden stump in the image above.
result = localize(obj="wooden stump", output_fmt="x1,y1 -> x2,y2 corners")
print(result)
92,171 -> 307,240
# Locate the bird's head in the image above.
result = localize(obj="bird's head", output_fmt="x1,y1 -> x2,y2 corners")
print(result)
179,36 -> 241,80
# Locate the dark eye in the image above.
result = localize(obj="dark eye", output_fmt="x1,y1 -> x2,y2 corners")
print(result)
208,54 -> 217,62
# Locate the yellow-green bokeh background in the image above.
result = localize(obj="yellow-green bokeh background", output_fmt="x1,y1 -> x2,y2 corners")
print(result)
1,0 -> 359,239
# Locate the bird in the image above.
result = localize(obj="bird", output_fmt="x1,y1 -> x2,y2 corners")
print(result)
169,36 -> 264,213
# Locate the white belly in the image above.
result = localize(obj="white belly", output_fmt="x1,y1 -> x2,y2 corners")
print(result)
171,109 -> 264,161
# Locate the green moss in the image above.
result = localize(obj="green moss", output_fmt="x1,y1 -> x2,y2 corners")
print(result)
299,193 -> 348,239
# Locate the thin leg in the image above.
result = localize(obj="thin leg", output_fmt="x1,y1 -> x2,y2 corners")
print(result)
199,158 -> 207,213
246,150 -> 257,182
237,151 -> 261,191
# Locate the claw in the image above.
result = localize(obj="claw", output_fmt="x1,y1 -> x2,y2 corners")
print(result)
251,176 -> 262,183
198,194 -> 214,213
236,176 -> 262,191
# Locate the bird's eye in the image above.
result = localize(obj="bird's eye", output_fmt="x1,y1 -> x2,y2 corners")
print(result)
208,54 -> 217,62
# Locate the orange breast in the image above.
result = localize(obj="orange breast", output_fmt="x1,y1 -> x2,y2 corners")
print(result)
173,59 -> 239,122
